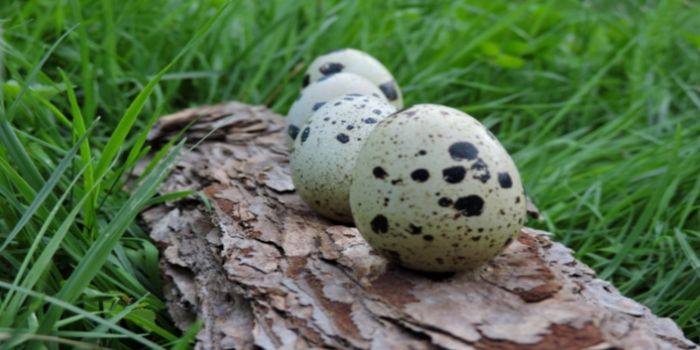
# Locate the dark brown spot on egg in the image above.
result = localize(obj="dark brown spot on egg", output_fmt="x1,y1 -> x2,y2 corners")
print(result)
312,101 -> 326,111
300,127 -> 311,144
438,197 -> 453,207
319,62 -> 344,75
287,125 -> 300,140
364,117 -> 378,124
379,81 -> 398,101
373,166 -> 388,179
471,158 -> 491,183
336,133 -> 350,143
370,215 -> 389,234
498,172 -> 513,188
442,166 -> 466,183
423,235 -> 434,241
454,195 -> 484,217
408,224 -> 422,235
448,142 -> 478,161
410,169 -> 430,182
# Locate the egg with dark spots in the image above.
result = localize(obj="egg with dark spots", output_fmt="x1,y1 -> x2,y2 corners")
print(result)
290,95 -> 396,223
285,73 -> 386,148
349,104 -> 526,272
305,48 -> 404,108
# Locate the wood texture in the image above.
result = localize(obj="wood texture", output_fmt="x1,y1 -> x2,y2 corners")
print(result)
140,101 -> 696,350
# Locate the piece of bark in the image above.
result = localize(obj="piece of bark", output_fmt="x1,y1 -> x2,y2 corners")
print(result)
140,101 -> 696,350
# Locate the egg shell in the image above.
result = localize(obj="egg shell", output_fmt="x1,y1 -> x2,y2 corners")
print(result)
303,48 -> 403,109
291,94 -> 397,223
286,72 -> 385,148
349,104 -> 527,272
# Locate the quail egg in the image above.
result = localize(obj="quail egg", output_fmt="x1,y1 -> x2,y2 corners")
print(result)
286,72 -> 385,148
291,94 -> 396,222
303,48 -> 403,109
349,104 -> 527,272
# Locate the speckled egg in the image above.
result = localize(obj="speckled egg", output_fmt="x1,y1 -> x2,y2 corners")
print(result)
291,94 -> 397,223
349,104 -> 527,272
286,72 -> 385,148
303,48 -> 403,109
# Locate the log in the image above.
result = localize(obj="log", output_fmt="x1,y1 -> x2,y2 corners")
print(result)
139,101 -> 696,350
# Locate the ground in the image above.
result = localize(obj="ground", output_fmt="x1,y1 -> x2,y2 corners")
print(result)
0,0 -> 698,348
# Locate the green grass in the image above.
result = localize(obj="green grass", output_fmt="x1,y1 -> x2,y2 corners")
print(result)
1,0 -> 699,348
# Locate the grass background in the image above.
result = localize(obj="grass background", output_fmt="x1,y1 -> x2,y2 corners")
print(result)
1,0 -> 699,348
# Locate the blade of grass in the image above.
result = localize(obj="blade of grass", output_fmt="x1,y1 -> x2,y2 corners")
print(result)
33,140 -> 184,344
0,281 -> 164,350
0,157 -> 37,206
170,320 -> 201,350
1,25 -> 77,190
674,229 -> 700,279
534,37 -> 637,141
86,295 -> 149,341
61,70 -> 96,230
70,0 -> 96,125
676,294 -> 700,328
144,190 -> 194,207
0,332 -> 114,350
93,3 -> 229,182
0,151 -> 108,324
0,122 -> 95,253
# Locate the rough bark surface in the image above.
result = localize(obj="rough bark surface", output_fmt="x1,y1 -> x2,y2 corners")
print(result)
140,101 -> 696,350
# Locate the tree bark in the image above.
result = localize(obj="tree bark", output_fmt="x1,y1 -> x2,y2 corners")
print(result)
139,101 -> 696,350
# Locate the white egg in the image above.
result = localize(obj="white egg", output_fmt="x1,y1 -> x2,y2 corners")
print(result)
291,94 -> 396,223
349,104 -> 527,272
286,72 -> 385,148
303,48 -> 403,109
